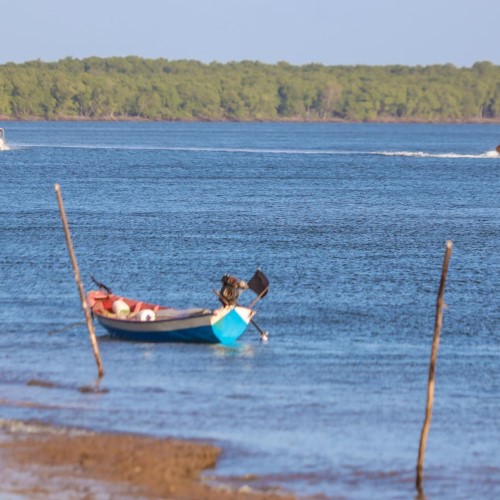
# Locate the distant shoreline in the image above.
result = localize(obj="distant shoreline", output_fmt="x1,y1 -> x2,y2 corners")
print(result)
1,115 -> 499,124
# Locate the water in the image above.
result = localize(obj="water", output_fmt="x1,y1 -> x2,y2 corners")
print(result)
0,122 -> 499,499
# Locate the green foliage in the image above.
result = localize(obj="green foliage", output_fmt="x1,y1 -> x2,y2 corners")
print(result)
0,57 -> 499,121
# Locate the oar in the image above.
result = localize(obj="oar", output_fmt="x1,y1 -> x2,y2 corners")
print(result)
250,317 -> 269,343
248,286 -> 269,309
91,275 -> 112,294
54,183 -> 104,378
212,289 -> 269,342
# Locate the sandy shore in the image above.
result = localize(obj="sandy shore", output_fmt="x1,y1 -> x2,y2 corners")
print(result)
0,420 -> 294,499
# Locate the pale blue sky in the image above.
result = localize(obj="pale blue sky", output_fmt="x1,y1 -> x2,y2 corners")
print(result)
1,0 -> 499,67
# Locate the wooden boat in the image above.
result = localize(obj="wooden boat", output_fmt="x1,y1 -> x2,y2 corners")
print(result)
87,271 -> 268,344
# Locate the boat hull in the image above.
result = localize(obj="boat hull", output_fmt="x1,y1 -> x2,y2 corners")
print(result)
94,305 -> 254,344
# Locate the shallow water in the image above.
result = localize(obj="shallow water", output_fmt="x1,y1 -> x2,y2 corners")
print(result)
0,121 -> 499,499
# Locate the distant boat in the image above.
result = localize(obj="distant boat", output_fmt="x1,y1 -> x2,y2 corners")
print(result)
0,128 -> 6,150
87,271 -> 269,344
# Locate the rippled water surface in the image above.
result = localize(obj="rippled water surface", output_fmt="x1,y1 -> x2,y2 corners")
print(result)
0,122 -> 499,499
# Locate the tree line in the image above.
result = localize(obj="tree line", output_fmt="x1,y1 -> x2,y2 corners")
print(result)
0,57 -> 499,122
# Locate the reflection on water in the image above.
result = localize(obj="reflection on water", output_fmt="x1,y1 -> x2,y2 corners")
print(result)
211,343 -> 256,358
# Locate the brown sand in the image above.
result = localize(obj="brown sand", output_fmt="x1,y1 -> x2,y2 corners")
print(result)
0,422 -> 294,499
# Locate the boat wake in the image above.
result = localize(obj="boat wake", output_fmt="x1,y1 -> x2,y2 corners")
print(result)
5,143 -> 500,159
0,127 -> 8,150
374,150 -> 500,159
162,147 -> 499,158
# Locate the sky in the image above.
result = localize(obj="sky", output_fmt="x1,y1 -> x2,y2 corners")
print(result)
1,0 -> 499,67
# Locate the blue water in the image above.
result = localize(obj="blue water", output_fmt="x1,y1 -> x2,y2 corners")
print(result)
0,122 -> 499,499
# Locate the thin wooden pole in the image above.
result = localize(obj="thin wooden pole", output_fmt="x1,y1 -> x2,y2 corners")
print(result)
416,240 -> 453,494
54,183 -> 104,378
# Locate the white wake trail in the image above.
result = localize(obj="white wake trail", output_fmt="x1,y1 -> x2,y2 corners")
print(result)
374,150 -> 500,159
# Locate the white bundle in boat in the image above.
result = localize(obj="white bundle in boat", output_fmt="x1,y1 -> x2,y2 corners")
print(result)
112,299 -> 130,315
137,309 -> 156,321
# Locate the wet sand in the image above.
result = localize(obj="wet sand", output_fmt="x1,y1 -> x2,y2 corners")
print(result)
0,421 -> 293,499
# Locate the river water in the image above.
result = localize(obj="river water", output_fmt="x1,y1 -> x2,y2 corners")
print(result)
0,121 -> 499,499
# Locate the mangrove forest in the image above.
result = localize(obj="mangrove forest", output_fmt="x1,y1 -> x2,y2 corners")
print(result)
0,57 -> 499,122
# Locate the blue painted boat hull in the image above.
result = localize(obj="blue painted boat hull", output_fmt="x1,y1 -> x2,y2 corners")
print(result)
95,306 -> 254,344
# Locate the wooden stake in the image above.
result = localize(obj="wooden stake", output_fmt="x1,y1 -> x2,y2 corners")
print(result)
54,184 -> 104,378
416,240 -> 453,494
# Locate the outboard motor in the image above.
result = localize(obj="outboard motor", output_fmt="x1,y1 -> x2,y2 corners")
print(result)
219,274 -> 247,305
